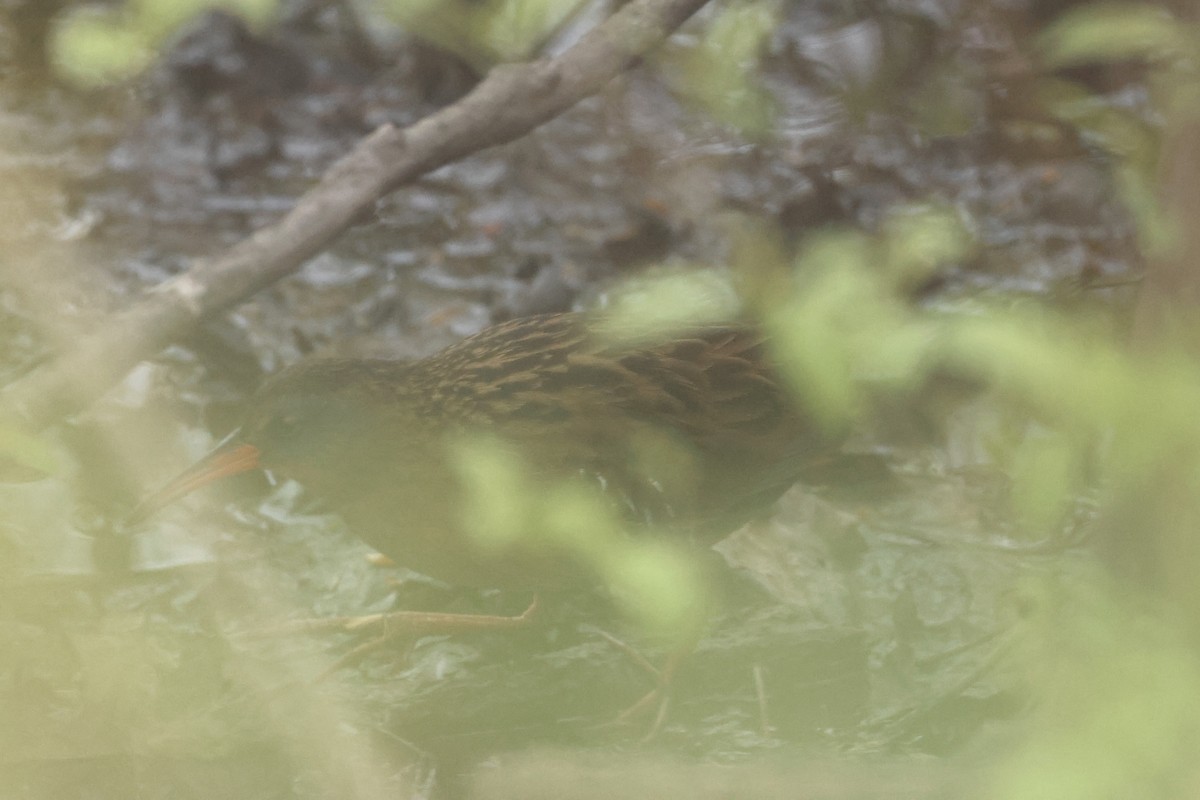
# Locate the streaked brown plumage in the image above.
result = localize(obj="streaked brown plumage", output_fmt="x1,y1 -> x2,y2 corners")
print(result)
139,312 -> 840,589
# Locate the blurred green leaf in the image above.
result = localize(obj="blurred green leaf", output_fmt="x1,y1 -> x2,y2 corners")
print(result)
133,0 -> 277,39
596,268 -> 742,344
51,8 -> 156,87
371,0 -> 586,68
449,432 -> 706,640
1039,3 -> 1196,68
1114,162 -> 1178,258
667,0 -> 779,134
50,0 -> 280,87
766,214 -> 961,432
449,432 -> 534,548
601,538 -> 707,638
1008,429 -> 1082,535
727,214 -> 792,309
881,205 -> 972,289
992,576 -> 1200,800
767,229 -> 872,430
0,421 -> 59,480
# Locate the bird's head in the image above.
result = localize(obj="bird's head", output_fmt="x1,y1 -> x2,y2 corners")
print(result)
131,359 -> 427,521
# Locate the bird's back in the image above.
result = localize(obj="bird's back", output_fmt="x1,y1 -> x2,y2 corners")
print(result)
404,313 -> 834,542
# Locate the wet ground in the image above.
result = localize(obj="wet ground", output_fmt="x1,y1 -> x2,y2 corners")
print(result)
0,1 -> 1144,798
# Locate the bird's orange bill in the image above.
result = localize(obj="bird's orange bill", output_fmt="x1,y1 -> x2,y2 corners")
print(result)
129,442 -> 261,523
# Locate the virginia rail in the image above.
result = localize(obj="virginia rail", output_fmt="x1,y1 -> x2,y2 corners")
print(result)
137,312 -> 841,591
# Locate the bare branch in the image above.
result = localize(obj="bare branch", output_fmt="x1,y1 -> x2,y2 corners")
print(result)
2,0 -> 711,430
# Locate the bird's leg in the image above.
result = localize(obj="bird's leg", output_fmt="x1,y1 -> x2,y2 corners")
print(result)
589,627 -> 694,740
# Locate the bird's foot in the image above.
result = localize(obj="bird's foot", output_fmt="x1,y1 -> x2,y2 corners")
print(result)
589,627 -> 687,741
614,684 -> 672,741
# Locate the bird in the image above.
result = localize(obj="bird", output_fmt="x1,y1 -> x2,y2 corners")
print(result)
135,312 -> 846,591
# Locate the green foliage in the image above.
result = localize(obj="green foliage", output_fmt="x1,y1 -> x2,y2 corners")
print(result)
663,1 -> 779,134
1038,4 -> 1195,69
1007,429 -> 1083,535
738,181 -> 1200,794
747,71 -> 1200,795
368,0 -> 587,69
991,576 -> 1200,800
448,432 -> 709,640
881,206 -> 973,289
50,0 -> 278,86
1034,74 -> 1174,253
1035,5 -> 1200,259
448,433 -> 533,547
49,0 -> 592,85
765,206 -> 968,433
938,308 -> 1200,495
0,420 -> 59,480
51,9 -> 155,87
595,267 -> 743,344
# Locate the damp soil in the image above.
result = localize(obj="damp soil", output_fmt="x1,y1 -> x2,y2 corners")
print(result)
0,2 -> 1142,798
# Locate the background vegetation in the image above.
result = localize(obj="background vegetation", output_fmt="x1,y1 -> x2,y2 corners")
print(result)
2,0 -> 1200,797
